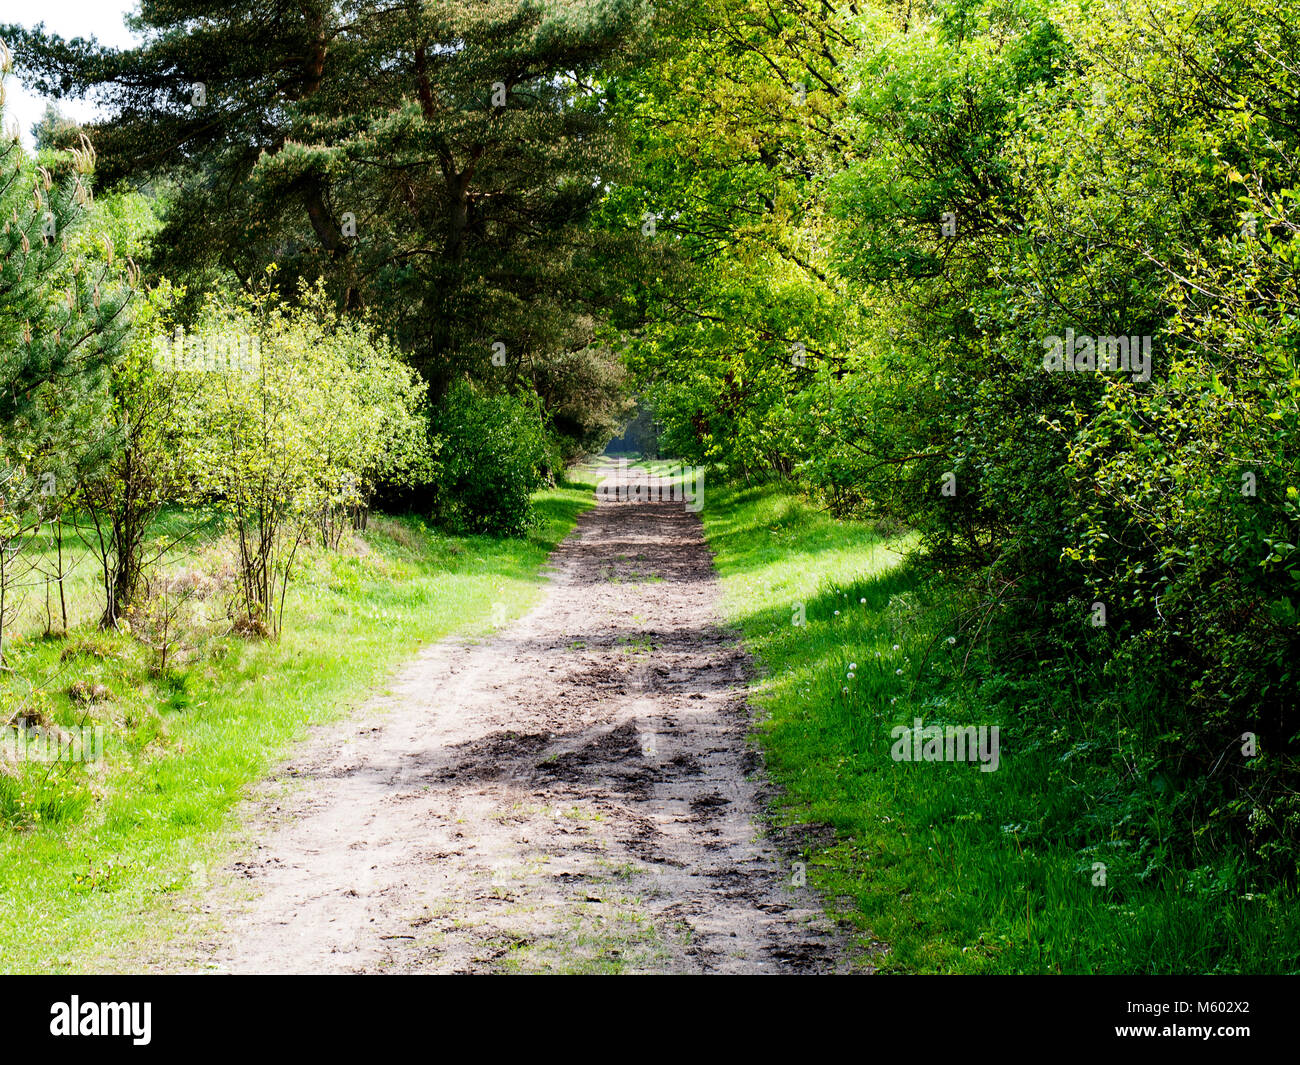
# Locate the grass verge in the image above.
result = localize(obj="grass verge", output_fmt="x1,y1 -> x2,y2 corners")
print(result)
701,478 -> 1300,974
0,481 -> 593,973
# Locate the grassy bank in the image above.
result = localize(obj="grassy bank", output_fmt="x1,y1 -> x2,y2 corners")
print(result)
701,478 -> 1300,974
0,481 -> 594,973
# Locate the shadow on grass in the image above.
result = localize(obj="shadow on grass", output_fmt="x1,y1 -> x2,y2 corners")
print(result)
703,481 -> 905,580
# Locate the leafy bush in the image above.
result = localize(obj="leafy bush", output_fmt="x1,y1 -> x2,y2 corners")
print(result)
430,382 -> 549,536
80,280 -> 200,627
620,0 -> 1300,876
184,277 -> 430,634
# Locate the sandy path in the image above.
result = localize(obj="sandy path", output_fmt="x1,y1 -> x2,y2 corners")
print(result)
187,460 -> 849,974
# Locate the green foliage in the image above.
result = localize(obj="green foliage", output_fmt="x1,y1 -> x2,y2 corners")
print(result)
79,280 -> 201,626
605,0 -> 860,479
620,0 -> 1300,884
704,478 -> 1300,973
430,381 -> 549,536
183,277 -> 431,634
0,44 -> 134,659
30,102 -> 78,153
6,1 -> 647,448
823,0 -> 1300,867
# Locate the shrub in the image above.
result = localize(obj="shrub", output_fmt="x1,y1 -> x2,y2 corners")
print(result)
430,382 -> 549,536
184,278 -> 430,634
80,281 -> 200,627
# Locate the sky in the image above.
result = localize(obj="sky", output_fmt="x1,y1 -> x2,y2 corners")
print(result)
1,0 -> 141,150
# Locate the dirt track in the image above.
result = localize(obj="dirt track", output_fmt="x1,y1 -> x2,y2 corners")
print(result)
184,459 -> 850,974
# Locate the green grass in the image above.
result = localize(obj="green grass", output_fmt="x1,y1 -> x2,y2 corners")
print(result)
700,478 -> 1300,974
0,480 -> 594,973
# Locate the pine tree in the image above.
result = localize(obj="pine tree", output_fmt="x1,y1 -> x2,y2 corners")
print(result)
7,1 -> 647,421
0,38 -> 133,659
31,102 -> 78,152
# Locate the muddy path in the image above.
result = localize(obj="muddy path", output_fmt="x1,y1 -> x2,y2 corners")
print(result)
181,460 -> 852,974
